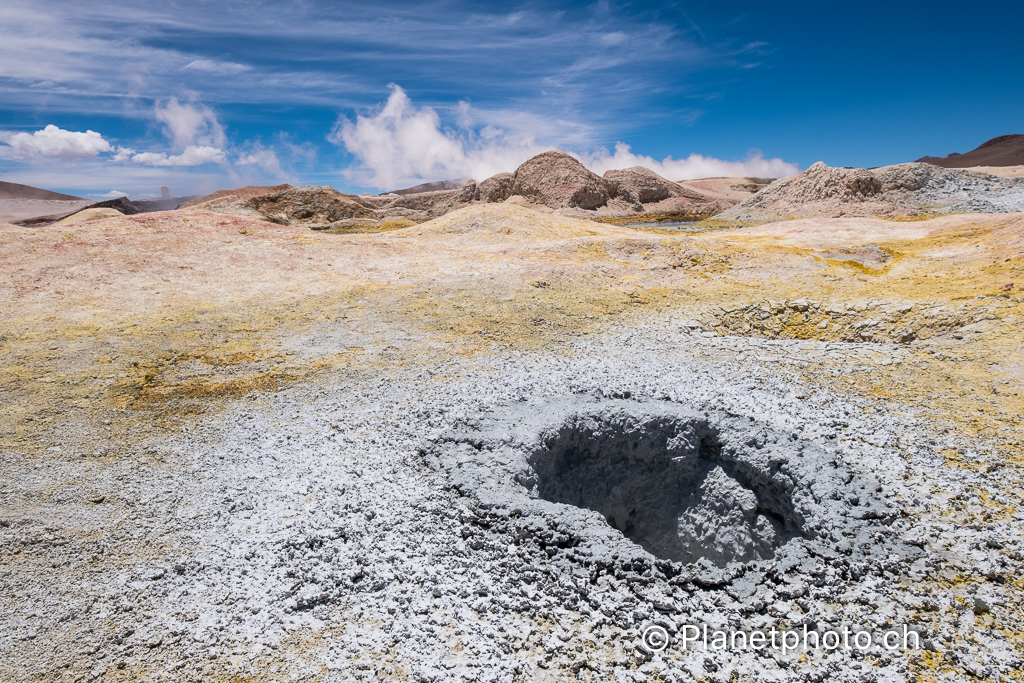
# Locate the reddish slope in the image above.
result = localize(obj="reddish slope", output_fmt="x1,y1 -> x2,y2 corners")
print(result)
917,134 -> 1024,168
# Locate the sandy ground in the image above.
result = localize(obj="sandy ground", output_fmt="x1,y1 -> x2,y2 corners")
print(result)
0,198 -> 91,224
676,177 -> 767,202
963,165 -> 1024,179
1,203 -> 1023,682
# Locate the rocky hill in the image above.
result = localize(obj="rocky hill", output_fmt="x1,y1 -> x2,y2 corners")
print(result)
178,153 -> 775,232
716,161 -> 1024,223
361,152 -> 742,224
917,134 -> 1024,168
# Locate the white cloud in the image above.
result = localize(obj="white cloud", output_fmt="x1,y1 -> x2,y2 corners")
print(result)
154,97 -> 226,150
131,145 -> 226,166
598,32 -> 627,46
330,85 -> 548,189
332,87 -> 799,190
232,134 -> 317,183
582,142 -> 800,180
113,99 -> 226,167
182,59 -> 251,75
95,190 -> 128,198
111,146 -> 135,162
237,144 -> 284,177
0,124 -> 112,161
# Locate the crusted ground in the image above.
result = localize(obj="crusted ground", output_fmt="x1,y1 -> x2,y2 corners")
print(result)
1,203 -> 1022,682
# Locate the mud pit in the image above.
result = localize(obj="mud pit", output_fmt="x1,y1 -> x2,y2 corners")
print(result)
433,398 -> 903,585
529,410 -> 802,565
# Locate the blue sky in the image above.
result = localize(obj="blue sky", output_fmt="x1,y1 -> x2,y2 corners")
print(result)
1,0 -> 1021,198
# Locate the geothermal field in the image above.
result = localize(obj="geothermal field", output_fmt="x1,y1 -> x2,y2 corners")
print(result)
2,152 -> 1024,683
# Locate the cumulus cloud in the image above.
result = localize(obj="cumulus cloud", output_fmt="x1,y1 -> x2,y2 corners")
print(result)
330,85 -> 547,189
154,97 -> 227,150
131,145 -> 226,166
582,142 -> 800,180
332,87 -> 799,190
0,125 -> 112,161
95,190 -> 128,198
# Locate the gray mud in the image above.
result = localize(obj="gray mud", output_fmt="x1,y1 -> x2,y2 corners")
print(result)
429,398 -> 904,572
2,324 -> 1022,682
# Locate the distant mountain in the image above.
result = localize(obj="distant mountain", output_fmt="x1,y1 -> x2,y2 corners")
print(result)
0,180 -> 83,201
917,134 -> 1024,168
386,179 -> 465,195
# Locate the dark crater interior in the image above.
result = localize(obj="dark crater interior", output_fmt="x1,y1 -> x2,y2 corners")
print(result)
527,411 -> 806,566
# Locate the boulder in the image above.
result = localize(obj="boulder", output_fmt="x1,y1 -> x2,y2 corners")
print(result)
510,151 -> 611,210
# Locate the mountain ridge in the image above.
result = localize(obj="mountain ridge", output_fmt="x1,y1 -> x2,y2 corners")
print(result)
917,134 -> 1024,168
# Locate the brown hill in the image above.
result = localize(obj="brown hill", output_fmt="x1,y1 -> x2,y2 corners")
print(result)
917,134 -> 1024,168
0,181 -> 83,201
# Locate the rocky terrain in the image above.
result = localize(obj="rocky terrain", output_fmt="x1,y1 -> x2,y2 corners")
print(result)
918,134 -> 1024,168
0,183 -> 1022,683
717,161 -> 1024,223
178,152 -> 759,234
